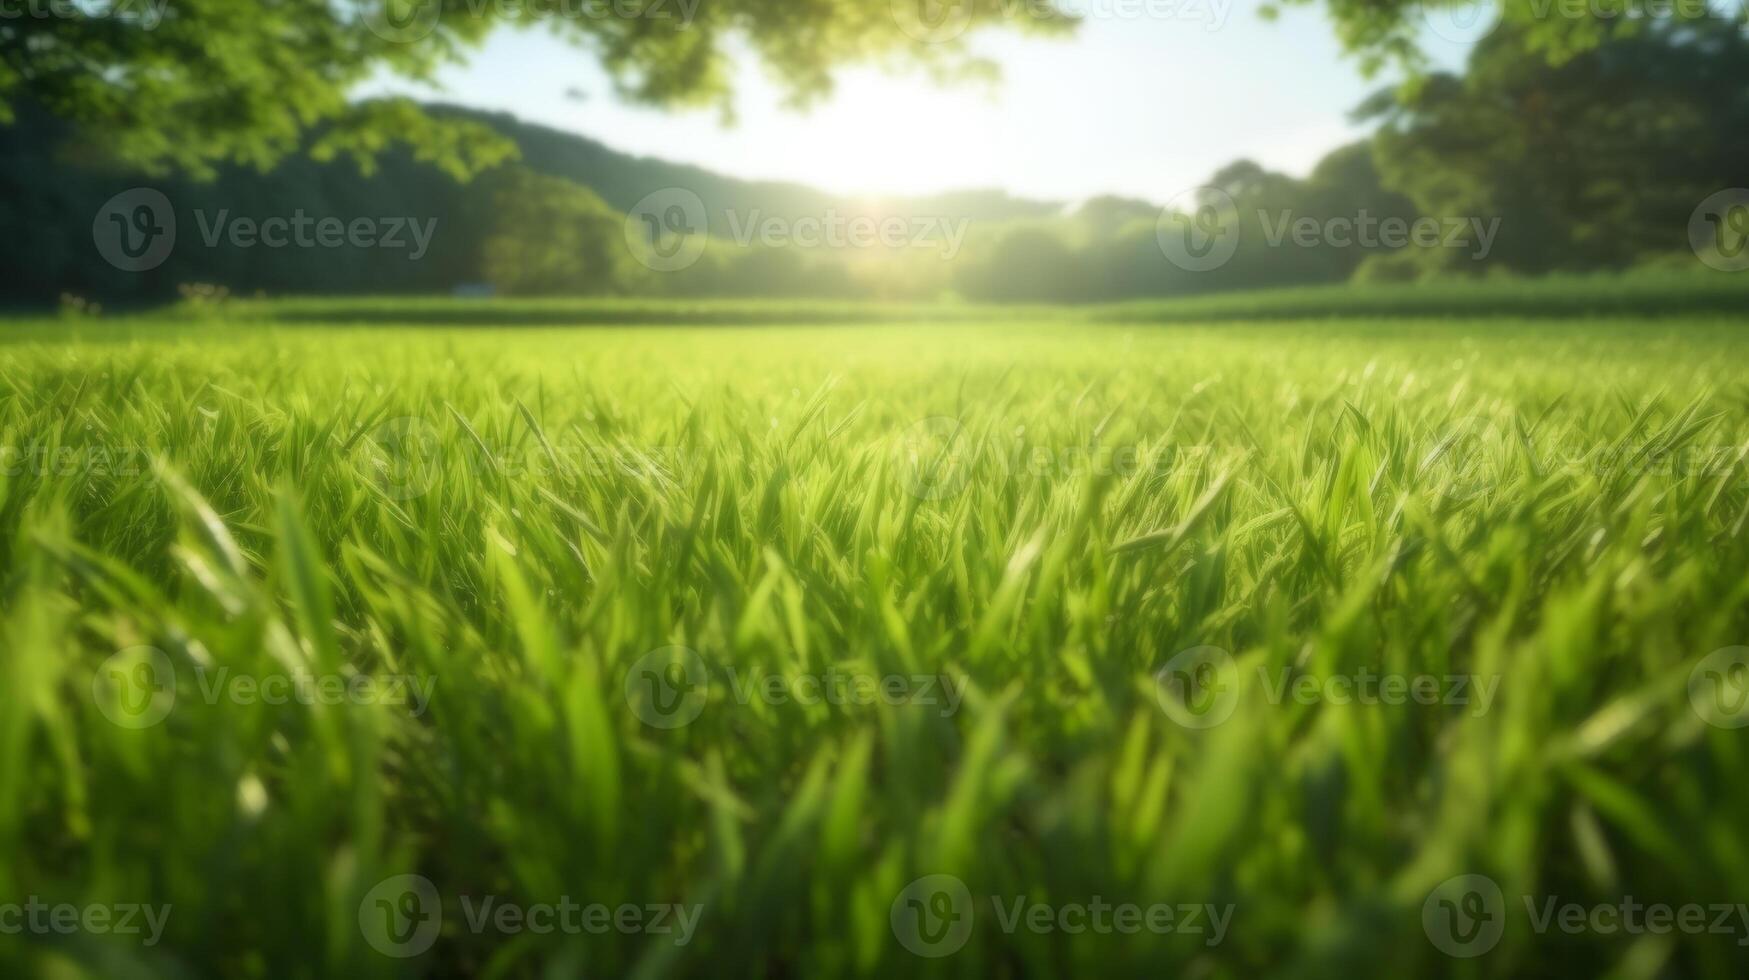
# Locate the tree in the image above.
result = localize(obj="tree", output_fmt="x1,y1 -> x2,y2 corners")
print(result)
955,223 -> 1088,302
11,0 -> 1736,187
2,0 -> 1068,179
480,167 -> 631,294
1363,14 -> 1749,273
1269,0 -> 1741,78
1069,196 -> 1159,242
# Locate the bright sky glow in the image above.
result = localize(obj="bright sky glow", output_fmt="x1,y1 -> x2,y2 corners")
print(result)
364,1 -> 1476,203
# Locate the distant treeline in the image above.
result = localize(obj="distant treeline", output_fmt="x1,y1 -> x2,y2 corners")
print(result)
6,14 -> 1746,306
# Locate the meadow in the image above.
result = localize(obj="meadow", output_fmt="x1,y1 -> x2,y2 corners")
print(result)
3,293 -> 1749,978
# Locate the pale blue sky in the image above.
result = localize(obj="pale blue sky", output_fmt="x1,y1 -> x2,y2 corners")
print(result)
365,2 -> 1474,203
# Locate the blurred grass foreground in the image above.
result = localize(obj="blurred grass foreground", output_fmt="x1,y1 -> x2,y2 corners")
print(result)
3,293 -> 1749,976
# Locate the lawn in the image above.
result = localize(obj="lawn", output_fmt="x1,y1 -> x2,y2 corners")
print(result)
3,302 -> 1748,978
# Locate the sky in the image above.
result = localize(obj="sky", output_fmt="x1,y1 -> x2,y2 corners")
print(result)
364,1 -> 1477,205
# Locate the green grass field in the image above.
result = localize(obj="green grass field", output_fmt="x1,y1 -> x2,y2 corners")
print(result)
4,297 -> 1749,978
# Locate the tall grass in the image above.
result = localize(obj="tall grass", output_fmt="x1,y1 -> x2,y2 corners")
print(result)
2,313 -> 1747,978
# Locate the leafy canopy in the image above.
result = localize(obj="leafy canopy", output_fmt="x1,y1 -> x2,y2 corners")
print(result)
12,0 -> 1733,179
1269,0 -> 1740,77
1362,13 -> 1749,272
2,0 -> 1066,177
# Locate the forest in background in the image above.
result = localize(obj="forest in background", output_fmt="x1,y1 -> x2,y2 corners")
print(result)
7,14 -> 1747,305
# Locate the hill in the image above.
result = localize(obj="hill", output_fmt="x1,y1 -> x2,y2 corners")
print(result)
0,100 -> 1062,305
433,104 -> 1061,229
